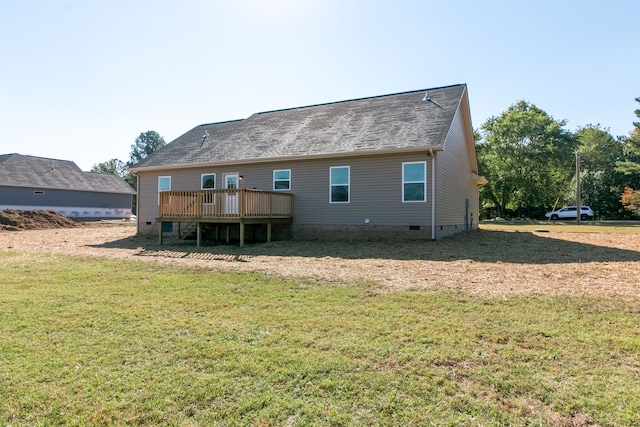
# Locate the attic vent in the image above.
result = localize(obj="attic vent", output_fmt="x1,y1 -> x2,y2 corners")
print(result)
34,190 -> 45,195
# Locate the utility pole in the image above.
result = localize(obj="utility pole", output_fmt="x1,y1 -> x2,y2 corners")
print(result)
576,151 -> 581,225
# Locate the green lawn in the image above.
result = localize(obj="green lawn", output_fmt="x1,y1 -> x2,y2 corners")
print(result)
1,252 -> 639,426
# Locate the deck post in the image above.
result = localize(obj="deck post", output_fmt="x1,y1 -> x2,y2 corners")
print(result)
239,220 -> 245,247
159,221 -> 163,245
197,222 -> 201,247
226,226 -> 230,243
267,221 -> 272,243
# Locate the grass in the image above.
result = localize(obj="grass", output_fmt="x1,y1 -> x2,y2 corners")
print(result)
1,253 -> 639,426
480,219 -> 640,234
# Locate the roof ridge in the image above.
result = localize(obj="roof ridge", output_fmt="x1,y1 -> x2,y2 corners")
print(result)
255,83 -> 466,116
4,153 -> 77,164
197,118 -> 245,128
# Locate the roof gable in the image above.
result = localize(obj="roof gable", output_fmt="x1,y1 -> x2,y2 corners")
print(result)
0,154 -> 135,194
133,84 -> 467,169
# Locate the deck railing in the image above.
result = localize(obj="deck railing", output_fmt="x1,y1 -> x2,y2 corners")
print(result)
158,189 -> 293,220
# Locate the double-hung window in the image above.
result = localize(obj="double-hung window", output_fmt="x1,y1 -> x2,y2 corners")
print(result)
201,173 -> 216,189
402,162 -> 426,202
273,169 -> 291,191
330,166 -> 350,203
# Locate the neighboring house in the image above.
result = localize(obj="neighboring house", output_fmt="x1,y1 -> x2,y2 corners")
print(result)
130,84 -> 486,245
0,153 -> 135,219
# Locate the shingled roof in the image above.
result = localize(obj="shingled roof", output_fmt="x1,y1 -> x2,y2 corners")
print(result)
0,154 -> 135,194
132,84 -> 467,170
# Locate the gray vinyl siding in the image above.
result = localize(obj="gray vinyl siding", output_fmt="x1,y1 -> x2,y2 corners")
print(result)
435,106 -> 479,227
0,185 -> 131,208
136,152 -> 434,229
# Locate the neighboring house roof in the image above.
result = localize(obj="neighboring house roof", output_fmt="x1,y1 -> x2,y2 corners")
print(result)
0,154 -> 136,194
131,84 -> 468,170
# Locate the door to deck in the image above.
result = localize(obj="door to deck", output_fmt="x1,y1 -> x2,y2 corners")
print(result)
223,173 -> 239,214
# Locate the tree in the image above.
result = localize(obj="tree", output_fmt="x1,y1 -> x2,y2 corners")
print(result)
127,130 -> 166,214
613,97 -> 640,219
621,187 -> 640,216
477,101 -> 576,218
129,130 -> 166,166
616,97 -> 640,175
90,158 -> 128,178
575,125 -> 629,219
90,130 -> 166,215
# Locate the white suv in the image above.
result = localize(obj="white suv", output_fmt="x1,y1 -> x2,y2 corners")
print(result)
545,206 -> 594,221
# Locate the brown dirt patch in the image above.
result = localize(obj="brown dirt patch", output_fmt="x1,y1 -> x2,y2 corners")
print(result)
1,221 -> 639,299
0,209 -> 78,231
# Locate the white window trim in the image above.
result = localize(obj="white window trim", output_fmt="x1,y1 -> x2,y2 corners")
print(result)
273,169 -> 291,191
329,166 -> 350,204
158,176 -> 171,191
402,161 -> 426,203
158,176 -> 171,205
201,173 -> 216,190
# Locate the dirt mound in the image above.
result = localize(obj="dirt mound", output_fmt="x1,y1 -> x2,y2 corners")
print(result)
0,209 -> 79,231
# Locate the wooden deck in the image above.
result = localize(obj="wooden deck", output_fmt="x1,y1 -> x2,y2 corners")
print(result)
158,189 -> 293,246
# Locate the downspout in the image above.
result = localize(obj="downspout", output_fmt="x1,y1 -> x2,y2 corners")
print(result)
135,173 -> 140,235
430,149 -> 436,240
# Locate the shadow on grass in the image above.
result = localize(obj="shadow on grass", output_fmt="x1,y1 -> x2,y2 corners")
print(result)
90,229 -> 640,265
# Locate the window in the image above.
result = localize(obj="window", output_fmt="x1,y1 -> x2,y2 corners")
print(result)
158,176 -> 171,192
330,166 -> 350,203
403,162 -> 426,202
201,173 -> 216,189
273,169 -> 291,191
158,176 -> 171,204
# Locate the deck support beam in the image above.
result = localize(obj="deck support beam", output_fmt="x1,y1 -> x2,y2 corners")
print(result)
157,217 -> 291,247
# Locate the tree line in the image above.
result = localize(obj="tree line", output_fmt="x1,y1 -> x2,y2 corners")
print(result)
476,98 -> 640,219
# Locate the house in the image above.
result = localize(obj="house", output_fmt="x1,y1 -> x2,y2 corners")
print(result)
0,153 -> 135,219
129,84 -> 486,245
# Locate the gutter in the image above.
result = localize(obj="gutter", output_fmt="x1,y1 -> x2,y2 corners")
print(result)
472,172 -> 488,185
0,183 -> 135,195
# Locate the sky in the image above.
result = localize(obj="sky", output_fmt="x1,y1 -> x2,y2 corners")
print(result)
1,0 -> 638,171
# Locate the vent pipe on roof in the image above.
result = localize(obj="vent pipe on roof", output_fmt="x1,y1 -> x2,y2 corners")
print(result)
43,163 -> 56,175
200,130 -> 209,148
423,92 -> 443,110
